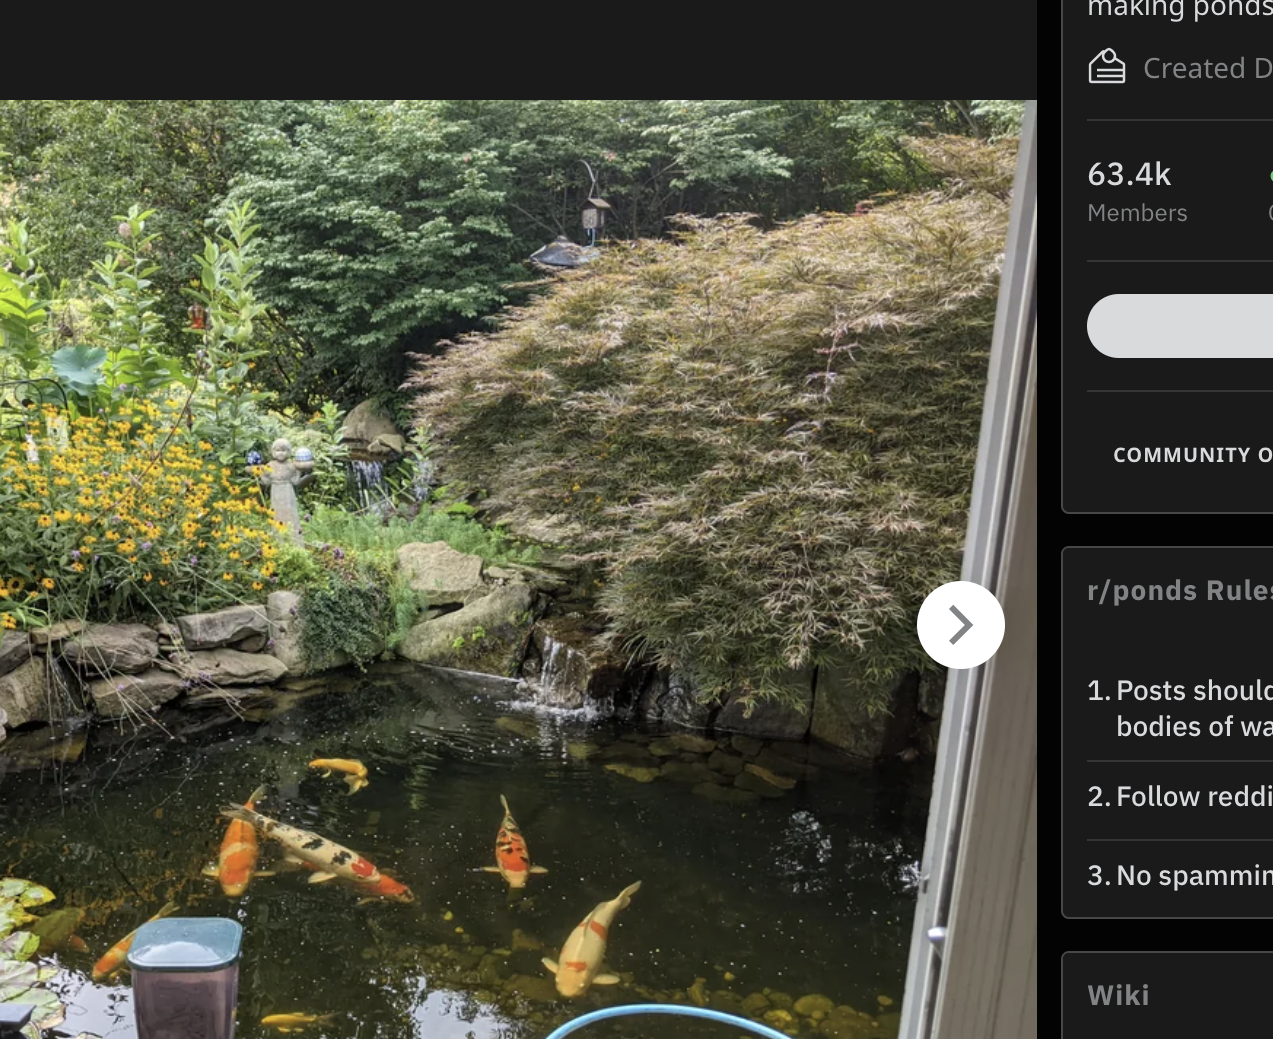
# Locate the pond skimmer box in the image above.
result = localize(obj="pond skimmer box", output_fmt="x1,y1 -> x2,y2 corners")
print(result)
127,917 -> 242,1039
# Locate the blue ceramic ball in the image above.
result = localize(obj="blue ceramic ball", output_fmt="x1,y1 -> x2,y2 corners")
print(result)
245,450 -> 263,466
293,447 -> 314,463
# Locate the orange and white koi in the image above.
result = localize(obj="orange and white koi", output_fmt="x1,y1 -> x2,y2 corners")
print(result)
308,758 -> 369,794
542,881 -> 640,997
220,805 -> 381,887
91,901 -> 179,981
203,784 -> 271,897
480,795 -> 548,889
289,859 -> 415,904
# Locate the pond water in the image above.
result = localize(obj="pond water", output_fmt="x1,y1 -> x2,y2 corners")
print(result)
0,663 -> 930,1039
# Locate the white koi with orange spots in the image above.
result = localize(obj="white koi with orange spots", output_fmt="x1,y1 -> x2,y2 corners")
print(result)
542,881 -> 640,997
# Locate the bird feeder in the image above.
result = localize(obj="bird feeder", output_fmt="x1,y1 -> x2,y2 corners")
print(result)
128,918 -> 243,1039
581,197 -> 612,232
188,303 -> 207,331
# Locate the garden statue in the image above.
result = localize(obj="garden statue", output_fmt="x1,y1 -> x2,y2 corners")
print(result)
257,439 -> 314,540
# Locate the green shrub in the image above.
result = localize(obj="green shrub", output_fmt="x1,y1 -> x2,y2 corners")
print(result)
302,504 -> 539,567
408,135 -> 1019,711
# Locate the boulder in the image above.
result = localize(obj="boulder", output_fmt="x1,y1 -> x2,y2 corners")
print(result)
88,668 -> 188,719
811,667 -> 917,762
730,735 -> 764,760
635,672 -> 713,729
0,658 -> 69,728
62,623 -> 158,677
519,617 -> 631,710
0,632 -> 32,678
234,633 -> 269,654
177,605 -> 268,651
340,400 -> 406,459
693,781 -> 761,807
397,583 -> 535,675
753,746 -> 821,780
714,670 -> 813,742
266,591 -> 350,674
396,542 -> 486,606
182,649 -> 288,687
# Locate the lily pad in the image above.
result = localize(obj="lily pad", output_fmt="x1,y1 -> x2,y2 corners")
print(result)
0,960 -> 57,1001
0,932 -> 37,962
0,906 -> 35,941
0,879 -> 56,909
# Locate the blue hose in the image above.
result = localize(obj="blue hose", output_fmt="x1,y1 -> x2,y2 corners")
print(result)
544,1003 -> 795,1039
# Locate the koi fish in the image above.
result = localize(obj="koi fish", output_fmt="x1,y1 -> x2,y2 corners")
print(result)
31,907 -> 87,955
542,881 -> 641,997
287,859 -> 415,904
308,758 -> 369,794
262,1012 -> 336,1032
203,784 -> 272,897
91,901 -> 179,981
220,805 -> 382,887
480,795 -> 548,889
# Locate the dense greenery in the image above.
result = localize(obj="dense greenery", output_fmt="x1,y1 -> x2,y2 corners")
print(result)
410,135 -> 1019,710
2,100 -> 1023,406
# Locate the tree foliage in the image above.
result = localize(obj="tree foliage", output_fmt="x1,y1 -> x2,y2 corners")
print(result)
408,135 -> 1020,709
0,100 -> 237,334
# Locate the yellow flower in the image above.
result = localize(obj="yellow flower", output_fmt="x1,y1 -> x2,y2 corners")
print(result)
6,578 -> 23,593
71,563 -> 85,573
222,572 -> 234,582
40,578 -> 55,590
119,540 -> 136,556
143,573 -> 153,583
53,510 -> 72,523
0,588 -> 8,599
37,515 -> 52,528
1,615 -> 14,630
252,581 -> 264,591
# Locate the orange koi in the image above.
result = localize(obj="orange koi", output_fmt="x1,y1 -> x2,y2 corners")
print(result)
91,901 -> 179,982
480,795 -> 548,889
308,758 -> 369,794
203,784 -> 270,897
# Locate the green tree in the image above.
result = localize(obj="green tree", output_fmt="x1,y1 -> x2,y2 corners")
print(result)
0,100 -> 238,339
222,100 -> 520,406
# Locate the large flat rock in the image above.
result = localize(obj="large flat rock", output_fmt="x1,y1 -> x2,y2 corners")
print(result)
62,623 -> 159,677
177,605 -> 268,650
397,583 -> 534,674
396,541 -> 487,605
88,668 -> 188,719
183,649 -> 288,687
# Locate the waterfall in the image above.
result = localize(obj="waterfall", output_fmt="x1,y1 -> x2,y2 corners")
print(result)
521,634 -> 594,711
348,459 -> 387,511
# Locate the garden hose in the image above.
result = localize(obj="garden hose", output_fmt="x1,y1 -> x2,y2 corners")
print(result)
543,1003 -> 796,1039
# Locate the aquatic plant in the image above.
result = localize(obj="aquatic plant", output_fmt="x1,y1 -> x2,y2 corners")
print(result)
0,877 -> 64,1038
410,134 -> 1018,712
0,402 -> 286,626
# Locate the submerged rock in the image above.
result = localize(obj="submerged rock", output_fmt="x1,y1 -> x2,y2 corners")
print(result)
62,623 -> 158,677
495,716 -> 541,740
707,750 -> 745,776
730,735 -> 764,759
693,782 -> 760,806
503,973 -> 560,1003
744,764 -> 797,790
605,763 -> 660,783
397,541 -> 487,606
734,770 -> 789,799
742,992 -> 771,1016
795,994 -> 836,1017
660,760 -> 722,785
177,605 -> 268,651
566,741 -> 600,760
668,732 -> 717,754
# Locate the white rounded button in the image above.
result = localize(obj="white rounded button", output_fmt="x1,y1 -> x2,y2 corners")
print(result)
917,581 -> 1005,669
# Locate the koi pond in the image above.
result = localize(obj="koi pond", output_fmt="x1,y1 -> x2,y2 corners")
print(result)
0,662 -> 930,1039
